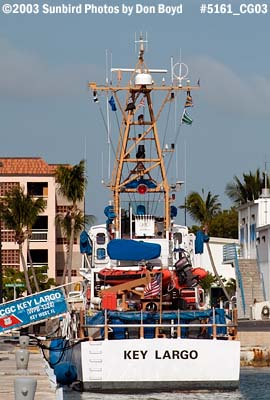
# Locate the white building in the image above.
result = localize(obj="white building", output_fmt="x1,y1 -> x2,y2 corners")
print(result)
194,236 -> 237,282
238,188 -> 270,300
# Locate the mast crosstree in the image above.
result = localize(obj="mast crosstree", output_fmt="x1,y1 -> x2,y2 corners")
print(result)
89,37 -> 199,237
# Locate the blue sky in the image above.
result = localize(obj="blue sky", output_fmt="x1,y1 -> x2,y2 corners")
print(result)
1,1 -> 270,224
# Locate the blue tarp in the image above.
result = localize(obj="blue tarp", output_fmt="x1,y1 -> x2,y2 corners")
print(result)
107,239 -> 161,261
80,230 -> 92,255
85,309 -> 229,325
170,205 -> 178,218
195,230 -> 209,254
125,178 -> 157,189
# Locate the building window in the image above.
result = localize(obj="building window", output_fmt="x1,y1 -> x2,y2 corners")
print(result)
240,227 -> 245,244
0,182 -> 20,196
32,216 -> 48,230
28,249 -> 48,265
250,224 -> 256,241
27,182 -> 48,197
56,237 -> 77,245
30,216 -> 48,241
56,205 -> 70,213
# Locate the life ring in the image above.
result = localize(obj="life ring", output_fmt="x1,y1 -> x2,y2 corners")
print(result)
261,305 -> 270,319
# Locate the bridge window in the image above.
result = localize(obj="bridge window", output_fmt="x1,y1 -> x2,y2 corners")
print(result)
96,233 -> 106,245
97,248 -> 106,260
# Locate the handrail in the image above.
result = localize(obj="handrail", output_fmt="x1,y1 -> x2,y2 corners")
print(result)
232,243 -> 246,316
256,244 -> 266,301
83,305 -> 237,341
82,322 -> 235,328
223,243 -> 246,316
82,320 -> 236,341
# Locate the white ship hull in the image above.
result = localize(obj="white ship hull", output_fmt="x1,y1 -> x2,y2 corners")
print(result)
81,338 -> 240,392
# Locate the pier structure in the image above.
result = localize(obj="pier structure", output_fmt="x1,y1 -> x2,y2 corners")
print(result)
0,338 -> 60,400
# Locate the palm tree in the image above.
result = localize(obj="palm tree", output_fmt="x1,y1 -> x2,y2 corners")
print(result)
225,168 -> 267,205
180,190 -> 230,300
180,190 -> 221,233
56,209 -> 86,285
0,186 -> 46,294
54,160 -> 86,284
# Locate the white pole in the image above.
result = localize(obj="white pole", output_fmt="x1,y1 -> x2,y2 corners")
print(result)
129,204 -> 133,239
105,49 -> 111,179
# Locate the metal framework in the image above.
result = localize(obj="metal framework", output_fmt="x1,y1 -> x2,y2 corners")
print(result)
89,40 -> 199,236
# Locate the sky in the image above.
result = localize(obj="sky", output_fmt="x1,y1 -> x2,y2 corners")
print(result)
1,0 -> 270,225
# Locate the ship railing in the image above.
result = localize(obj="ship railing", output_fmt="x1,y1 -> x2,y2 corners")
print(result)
82,309 -> 238,340
83,323 -> 237,340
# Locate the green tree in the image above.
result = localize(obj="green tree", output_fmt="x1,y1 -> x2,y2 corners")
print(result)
225,278 -> 236,298
225,168 -> 267,205
57,210 -> 87,285
200,272 -> 218,295
54,160 -> 86,284
180,190 -> 232,301
209,207 -> 238,238
180,190 -> 221,233
2,268 -> 25,301
3,266 -> 55,301
28,266 -> 56,292
0,187 -> 46,294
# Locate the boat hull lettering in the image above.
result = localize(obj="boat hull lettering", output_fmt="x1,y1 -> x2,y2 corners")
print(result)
155,349 -> 198,359
81,338 -> 240,391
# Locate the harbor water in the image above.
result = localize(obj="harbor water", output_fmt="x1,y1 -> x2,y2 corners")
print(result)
63,368 -> 270,400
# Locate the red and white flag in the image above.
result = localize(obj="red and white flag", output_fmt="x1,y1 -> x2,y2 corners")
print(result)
144,275 -> 161,298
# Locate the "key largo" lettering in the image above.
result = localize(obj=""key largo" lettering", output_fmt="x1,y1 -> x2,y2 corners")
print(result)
123,349 -> 198,360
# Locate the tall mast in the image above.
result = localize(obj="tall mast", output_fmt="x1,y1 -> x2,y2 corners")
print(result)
89,36 -> 199,237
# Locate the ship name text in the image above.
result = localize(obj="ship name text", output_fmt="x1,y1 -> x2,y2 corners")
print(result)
124,349 -> 198,360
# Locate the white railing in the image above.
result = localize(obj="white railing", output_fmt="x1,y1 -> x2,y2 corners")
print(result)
30,230 -> 48,241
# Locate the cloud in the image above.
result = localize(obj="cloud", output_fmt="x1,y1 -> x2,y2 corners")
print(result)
0,38 -> 99,99
189,55 -> 270,116
2,37 -> 270,116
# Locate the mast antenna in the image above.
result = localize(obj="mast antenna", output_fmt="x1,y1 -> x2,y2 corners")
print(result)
135,32 -> 148,61
264,157 -> 268,189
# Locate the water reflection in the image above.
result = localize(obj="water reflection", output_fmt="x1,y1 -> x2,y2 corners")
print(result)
63,368 -> 270,400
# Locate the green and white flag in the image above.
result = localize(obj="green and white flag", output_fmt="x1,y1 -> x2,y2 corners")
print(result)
181,109 -> 193,125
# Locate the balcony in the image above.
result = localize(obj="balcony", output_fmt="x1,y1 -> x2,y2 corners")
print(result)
30,230 -> 48,242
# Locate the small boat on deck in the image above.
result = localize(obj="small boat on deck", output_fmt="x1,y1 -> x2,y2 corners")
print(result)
97,263 -> 208,287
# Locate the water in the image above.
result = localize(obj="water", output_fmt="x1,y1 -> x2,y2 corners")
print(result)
63,368 -> 270,400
